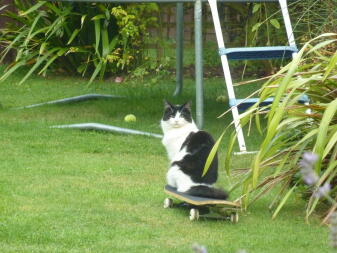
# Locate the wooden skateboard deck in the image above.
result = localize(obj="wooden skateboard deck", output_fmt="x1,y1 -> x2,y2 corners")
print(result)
164,185 -> 241,222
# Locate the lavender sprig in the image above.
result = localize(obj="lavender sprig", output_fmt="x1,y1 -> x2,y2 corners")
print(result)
299,152 -> 319,186
299,152 -> 336,249
313,182 -> 331,199
299,152 -> 332,200
192,243 -> 207,253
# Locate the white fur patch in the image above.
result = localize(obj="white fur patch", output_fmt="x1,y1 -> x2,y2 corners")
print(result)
161,119 -> 198,162
166,165 -> 213,192
161,112 -> 203,193
166,165 -> 197,192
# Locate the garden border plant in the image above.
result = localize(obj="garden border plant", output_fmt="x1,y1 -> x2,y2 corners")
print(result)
0,0 -> 159,84
204,33 -> 337,222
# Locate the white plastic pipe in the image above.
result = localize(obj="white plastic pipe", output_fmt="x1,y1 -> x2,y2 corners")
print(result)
15,94 -> 123,109
51,123 -> 163,138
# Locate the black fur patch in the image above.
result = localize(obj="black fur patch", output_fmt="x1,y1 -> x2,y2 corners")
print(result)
172,131 -> 218,185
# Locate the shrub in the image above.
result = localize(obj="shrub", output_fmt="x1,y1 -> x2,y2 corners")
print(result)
225,34 -> 337,221
0,1 -> 158,84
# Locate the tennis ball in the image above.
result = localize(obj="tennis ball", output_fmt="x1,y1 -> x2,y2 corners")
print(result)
124,114 -> 136,122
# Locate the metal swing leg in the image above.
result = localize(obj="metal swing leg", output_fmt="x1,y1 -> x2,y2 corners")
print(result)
208,0 -> 298,154
208,0 -> 247,153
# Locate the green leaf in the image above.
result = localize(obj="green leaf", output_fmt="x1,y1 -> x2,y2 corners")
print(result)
101,26 -> 110,58
79,55 -> 91,77
88,61 -> 102,85
313,99 -> 337,172
19,48 -> 60,85
318,160 -> 337,187
202,130 -> 226,177
45,15 -> 67,40
255,112 -> 262,134
44,2 -> 62,15
67,29 -> 80,45
81,15 -> 87,28
109,36 -> 119,52
24,12 -> 43,47
38,54 -> 59,75
323,50 -> 337,81
307,39 -> 337,55
39,43 -> 48,55
91,14 -> 105,21
306,197 -> 320,220
252,4 -> 261,13
94,19 -> 101,54
0,28 -> 28,62
252,151 -> 262,187
99,60 -> 107,80
20,1 -> 46,16
252,22 -> 262,32
224,131 -> 237,175
272,184 -> 297,219
0,61 -> 27,82
0,5 -> 8,12
323,129 -> 337,159
270,19 -> 280,29
77,64 -> 86,74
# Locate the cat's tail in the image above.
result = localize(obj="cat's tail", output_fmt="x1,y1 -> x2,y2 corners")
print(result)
186,185 -> 228,200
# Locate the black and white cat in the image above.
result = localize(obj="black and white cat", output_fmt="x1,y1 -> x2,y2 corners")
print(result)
161,100 -> 228,200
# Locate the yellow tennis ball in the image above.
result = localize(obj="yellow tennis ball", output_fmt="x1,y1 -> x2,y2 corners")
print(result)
124,114 -> 136,122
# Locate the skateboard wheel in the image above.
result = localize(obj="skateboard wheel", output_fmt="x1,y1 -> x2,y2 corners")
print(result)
189,208 -> 199,221
163,198 -> 173,208
230,212 -> 239,223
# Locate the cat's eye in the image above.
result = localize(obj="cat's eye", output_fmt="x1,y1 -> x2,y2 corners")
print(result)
181,108 -> 190,115
165,108 -> 173,114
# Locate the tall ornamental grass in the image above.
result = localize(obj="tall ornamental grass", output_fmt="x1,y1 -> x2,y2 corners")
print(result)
225,34 -> 337,221
291,0 -> 337,41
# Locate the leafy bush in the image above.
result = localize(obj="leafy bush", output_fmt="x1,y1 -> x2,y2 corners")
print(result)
291,0 -> 337,42
225,34 -> 337,221
0,1 -> 158,84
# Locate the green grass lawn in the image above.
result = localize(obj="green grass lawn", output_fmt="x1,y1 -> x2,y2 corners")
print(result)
0,69 -> 330,252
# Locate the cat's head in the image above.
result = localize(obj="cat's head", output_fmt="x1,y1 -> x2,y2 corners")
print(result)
161,100 -> 193,128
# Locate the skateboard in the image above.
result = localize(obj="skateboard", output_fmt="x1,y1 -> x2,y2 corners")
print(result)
163,185 -> 241,222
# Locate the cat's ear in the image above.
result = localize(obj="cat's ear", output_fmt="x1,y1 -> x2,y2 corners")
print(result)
182,101 -> 192,110
164,99 -> 173,109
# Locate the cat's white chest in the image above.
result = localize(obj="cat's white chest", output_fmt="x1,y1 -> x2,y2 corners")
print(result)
162,131 -> 185,161
161,123 -> 198,162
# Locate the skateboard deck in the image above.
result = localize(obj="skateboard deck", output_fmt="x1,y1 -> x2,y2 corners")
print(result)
164,185 -> 241,222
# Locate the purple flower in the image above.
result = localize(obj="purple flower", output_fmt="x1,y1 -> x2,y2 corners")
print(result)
299,152 -> 319,186
301,152 -> 319,166
192,243 -> 207,253
314,182 -> 331,198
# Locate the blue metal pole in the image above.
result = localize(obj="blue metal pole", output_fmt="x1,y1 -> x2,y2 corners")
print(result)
173,3 -> 184,96
195,0 -> 203,129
